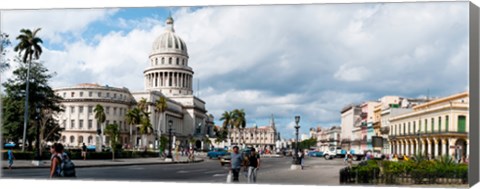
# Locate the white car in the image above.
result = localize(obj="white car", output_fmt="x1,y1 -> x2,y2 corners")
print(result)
323,148 -> 337,160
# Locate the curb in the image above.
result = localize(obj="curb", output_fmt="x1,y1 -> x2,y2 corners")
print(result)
2,159 -> 204,170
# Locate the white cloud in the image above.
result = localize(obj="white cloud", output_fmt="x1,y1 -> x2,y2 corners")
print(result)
1,2 -> 469,139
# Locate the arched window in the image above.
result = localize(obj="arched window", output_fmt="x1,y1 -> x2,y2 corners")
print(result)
169,57 -> 172,64
155,58 -> 158,65
88,136 -> 93,144
62,136 -> 66,143
182,59 -> 185,65
70,136 -> 75,144
176,58 -> 179,65
161,57 -> 165,64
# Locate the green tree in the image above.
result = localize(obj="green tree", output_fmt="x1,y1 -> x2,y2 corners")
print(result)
232,109 -> 246,146
154,96 -> 167,149
125,108 -> 141,148
104,123 -> 120,160
219,111 -> 234,144
138,97 -> 148,112
2,59 -> 63,152
138,111 -> 153,150
14,28 -> 43,151
93,104 -> 106,151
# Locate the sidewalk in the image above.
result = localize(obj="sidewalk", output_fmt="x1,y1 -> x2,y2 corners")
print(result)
2,156 -> 204,169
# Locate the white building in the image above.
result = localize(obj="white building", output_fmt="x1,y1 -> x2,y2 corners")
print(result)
54,16 -> 214,150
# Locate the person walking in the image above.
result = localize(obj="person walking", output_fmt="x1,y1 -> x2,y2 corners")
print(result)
230,146 -> 244,182
81,143 -> 87,160
7,147 -> 15,169
247,148 -> 260,183
49,143 -> 63,178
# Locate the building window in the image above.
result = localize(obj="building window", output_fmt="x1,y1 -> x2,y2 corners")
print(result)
88,136 -> 93,144
71,92 -> 75,97
120,121 -> 123,130
63,120 -> 66,128
162,57 -> 165,64
79,120 -> 84,129
155,58 -> 158,65
438,116 -> 442,132
70,106 -> 75,113
113,107 -> 117,115
445,115 -> 449,132
79,136 -> 84,144
88,106 -> 93,113
403,123 -> 405,135
88,120 -> 93,129
458,116 -> 466,132
106,107 -> 110,114
79,106 -> 84,113
413,121 -> 416,134
62,136 -> 66,143
63,92 -> 66,97
71,120 -> 75,129
106,120 -> 110,126
70,136 -> 75,144
425,119 -> 427,132
106,93 -> 110,98
114,93 -> 117,98
183,59 -> 185,65
98,92 -> 101,97
169,57 -> 172,64
176,58 -> 179,65
80,92 -> 83,97
89,91 -> 92,97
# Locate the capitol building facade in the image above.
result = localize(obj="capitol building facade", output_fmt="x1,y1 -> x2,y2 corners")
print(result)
53,16 -> 215,150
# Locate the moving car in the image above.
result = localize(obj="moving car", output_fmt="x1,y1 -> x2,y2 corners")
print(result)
219,152 -> 231,166
307,151 -> 324,157
207,148 -> 228,159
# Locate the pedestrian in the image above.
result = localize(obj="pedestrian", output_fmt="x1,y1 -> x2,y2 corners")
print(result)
189,147 -> 195,161
347,154 -> 353,168
391,154 -> 398,162
230,146 -> 244,182
7,147 -> 15,170
298,151 -> 305,170
247,148 -> 260,183
81,143 -> 87,160
50,143 -> 64,178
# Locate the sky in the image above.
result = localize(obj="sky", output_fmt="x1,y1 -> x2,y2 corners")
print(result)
0,2 -> 469,140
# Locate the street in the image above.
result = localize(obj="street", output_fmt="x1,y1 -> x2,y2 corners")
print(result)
1,156 -> 346,185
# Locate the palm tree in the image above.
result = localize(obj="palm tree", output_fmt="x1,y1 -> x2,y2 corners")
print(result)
138,111 -> 153,150
104,123 -> 119,161
14,28 -> 43,152
232,109 -> 246,147
154,96 -> 168,144
125,108 -> 141,148
93,104 -> 106,152
138,97 -> 148,112
219,111 -> 234,145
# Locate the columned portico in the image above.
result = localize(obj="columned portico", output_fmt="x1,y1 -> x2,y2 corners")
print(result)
433,138 -> 439,158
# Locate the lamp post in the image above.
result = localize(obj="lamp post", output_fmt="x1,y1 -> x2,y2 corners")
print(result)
293,115 -> 301,165
167,120 -> 173,159
33,105 -> 41,165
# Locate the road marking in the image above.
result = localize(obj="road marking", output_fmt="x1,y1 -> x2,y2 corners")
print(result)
177,170 -> 190,173
129,167 -> 145,170
213,174 -> 227,177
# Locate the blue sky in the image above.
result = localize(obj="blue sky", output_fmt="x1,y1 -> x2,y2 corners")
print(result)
0,2 -> 469,140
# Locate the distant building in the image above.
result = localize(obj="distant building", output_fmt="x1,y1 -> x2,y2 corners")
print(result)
228,115 -> 278,151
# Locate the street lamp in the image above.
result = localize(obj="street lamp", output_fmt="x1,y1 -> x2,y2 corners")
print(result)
293,115 -> 301,165
34,105 -> 41,162
167,120 -> 173,159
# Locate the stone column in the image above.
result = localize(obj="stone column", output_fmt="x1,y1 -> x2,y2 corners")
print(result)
410,139 -> 415,155
448,138 -> 456,158
427,139 -> 431,158
420,139 -> 425,155
442,138 -> 448,157
434,138 -> 439,158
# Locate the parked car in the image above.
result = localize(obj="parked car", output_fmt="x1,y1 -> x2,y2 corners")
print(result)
207,148 -> 228,159
307,151 -> 324,157
219,152 -> 231,166
323,149 -> 336,160
3,142 -> 16,149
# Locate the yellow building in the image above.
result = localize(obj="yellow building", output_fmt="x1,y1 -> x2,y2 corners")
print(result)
389,92 -> 468,160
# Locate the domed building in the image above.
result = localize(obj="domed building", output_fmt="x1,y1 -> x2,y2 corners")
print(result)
54,16 -> 215,150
